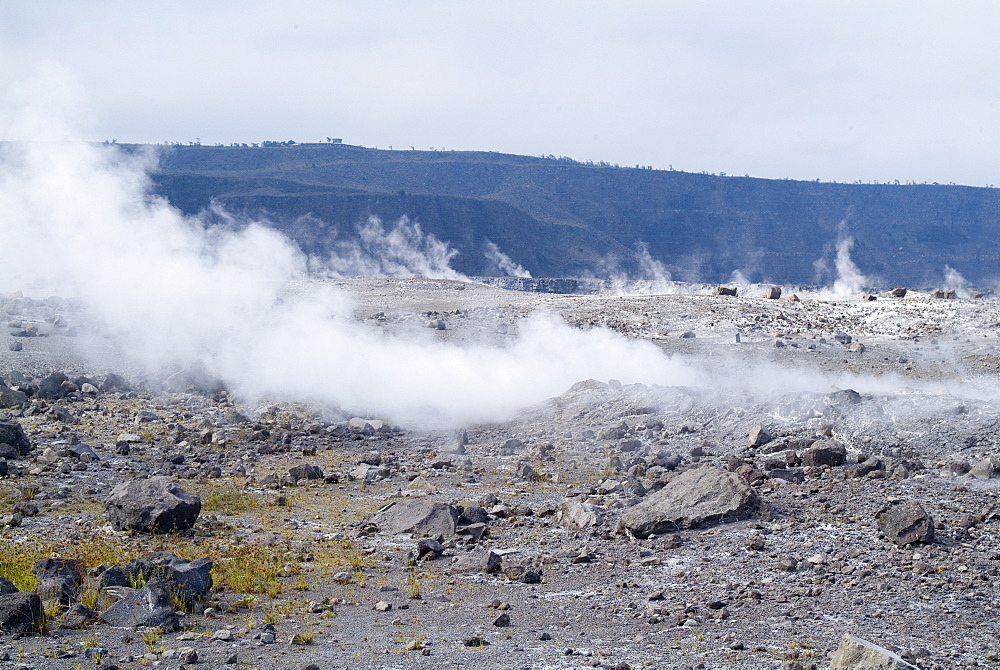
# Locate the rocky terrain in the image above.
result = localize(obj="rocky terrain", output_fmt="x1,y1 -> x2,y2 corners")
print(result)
1,279 -> 1000,669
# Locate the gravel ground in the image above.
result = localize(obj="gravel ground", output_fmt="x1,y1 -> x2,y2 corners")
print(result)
0,279 -> 999,669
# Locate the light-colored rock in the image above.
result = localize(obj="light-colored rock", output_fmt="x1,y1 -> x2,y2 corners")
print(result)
557,499 -> 605,531
969,456 -> 1000,479
829,633 -> 919,669
618,466 -> 757,538
374,499 -> 459,537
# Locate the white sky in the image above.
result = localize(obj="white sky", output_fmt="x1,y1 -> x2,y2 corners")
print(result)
1,1 -> 999,186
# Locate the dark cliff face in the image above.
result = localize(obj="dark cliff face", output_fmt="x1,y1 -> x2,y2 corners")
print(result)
145,143 -> 1000,286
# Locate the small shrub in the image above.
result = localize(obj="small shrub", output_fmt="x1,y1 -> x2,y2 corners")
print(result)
130,570 -> 147,590
404,571 -> 422,600
142,627 -> 164,653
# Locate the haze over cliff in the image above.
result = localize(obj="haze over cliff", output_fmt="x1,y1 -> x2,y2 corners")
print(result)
145,142 -> 1000,287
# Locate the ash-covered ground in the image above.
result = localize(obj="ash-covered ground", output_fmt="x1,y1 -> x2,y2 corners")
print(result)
1,279 -> 1000,669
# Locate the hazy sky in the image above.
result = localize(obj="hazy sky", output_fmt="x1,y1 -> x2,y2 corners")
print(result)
1,1 -> 999,185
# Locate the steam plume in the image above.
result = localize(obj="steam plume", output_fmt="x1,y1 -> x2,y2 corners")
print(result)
817,220 -> 869,298
324,215 -> 466,280
608,242 -> 675,295
0,136 -> 701,427
943,265 -> 972,298
729,269 -> 751,285
483,241 -> 530,278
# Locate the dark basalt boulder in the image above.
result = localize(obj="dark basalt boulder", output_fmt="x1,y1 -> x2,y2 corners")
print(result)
802,438 -> 848,467
99,579 -> 179,632
105,477 -> 201,533
124,553 -> 213,611
33,558 -> 85,608
0,420 -> 31,457
878,500 -> 934,546
36,371 -> 69,400
0,592 -> 43,634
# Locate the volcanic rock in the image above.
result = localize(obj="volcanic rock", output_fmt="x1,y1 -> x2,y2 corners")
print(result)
849,456 -> 884,478
55,603 -> 97,629
68,442 -> 99,461
829,633 -> 919,669
459,505 -> 488,525
0,592 -> 43,634
162,367 -> 225,394
877,501 -> 934,546
99,579 -> 179,632
37,371 -> 69,399
0,386 -> 26,409
124,553 -> 213,610
515,461 -> 540,482
801,439 -> 847,467
764,286 -> 782,299
969,456 -> 1000,479
374,499 -> 459,537
618,466 -> 757,537
0,577 -> 16,596
99,373 -> 131,393
747,425 -> 772,448
557,499 -> 606,531
0,420 -> 31,457
105,477 -> 202,533
450,550 -> 502,574
349,417 -> 383,433
33,557 -> 84,608
289,464 -> 323,482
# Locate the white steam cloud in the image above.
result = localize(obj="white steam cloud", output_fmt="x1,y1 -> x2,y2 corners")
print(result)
323,215 -> 467,280
483,241 -> 530,278
943,265 -> 972,298
608,242 -> 675,295
818,222 -> 869,298
0,131 -> 702,427
729,269 -> 751,285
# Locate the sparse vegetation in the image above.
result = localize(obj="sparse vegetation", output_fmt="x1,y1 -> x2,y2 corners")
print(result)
195,481 -> 260,513
212,540 -> 287,596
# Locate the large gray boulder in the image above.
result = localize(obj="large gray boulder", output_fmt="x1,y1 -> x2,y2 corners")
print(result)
33,558 -> 84,608
105,477 -> 201,533
99,579 -> 179,631
124,553 -> 212,611
969,456 -> 1000,479
374,499 -> 459,537
162,367 -> 225,394
877,500 -> 934,546
618,466 -> 757,538
0,592 -> 43,634
0,386 -> 26,410
0,420 -> 31,457
556,499 -> 605,531
829,633 -> 919,669
36,371 -> 69,399
802,438 -> 847,467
